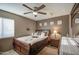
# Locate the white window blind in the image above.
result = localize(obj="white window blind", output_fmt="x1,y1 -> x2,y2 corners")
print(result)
0,17 -> 14,38
0,18 -> 2,37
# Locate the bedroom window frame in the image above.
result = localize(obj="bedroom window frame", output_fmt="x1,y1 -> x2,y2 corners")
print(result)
0,17 -> 15,39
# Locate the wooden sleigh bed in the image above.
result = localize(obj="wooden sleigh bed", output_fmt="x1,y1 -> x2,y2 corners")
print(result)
13,31 -> 50,55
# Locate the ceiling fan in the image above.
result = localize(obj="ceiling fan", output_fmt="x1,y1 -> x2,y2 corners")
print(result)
23,4 -> 47,17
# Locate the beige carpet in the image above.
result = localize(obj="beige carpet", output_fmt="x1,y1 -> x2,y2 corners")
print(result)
0,46 -> 58,55
38,46 -> 58,55
0,50 -> 19,55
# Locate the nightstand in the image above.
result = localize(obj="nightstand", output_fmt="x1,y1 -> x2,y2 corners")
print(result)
50,39 -> 60,48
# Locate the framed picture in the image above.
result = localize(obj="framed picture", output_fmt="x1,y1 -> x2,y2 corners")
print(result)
39,23 -> 42,26
44,22 -> 47,26
57,20 -> 62,25
50,21 -> 54,25
75,18 -> 79,24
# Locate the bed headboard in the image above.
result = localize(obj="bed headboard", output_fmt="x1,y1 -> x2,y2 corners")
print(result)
36,29 -> 49,32
35,29 -> 50,36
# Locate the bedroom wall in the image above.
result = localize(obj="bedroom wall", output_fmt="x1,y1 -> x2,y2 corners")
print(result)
0,37 -> 13,52
72,13 -> 79,36
0,9 -> 70,52
36,15 -> 69,36
0,9 -> 36,52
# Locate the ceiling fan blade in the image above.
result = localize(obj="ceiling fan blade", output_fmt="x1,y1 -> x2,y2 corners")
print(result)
38,12 -> 47,15
24,12 -> 32,14
23,4 -> 33,10
35,4 -> 46,11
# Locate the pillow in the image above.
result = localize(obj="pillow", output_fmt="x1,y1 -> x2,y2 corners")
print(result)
34,32 -> 38,35
31,33 -> 34,36
40,32 -> 45,37
37,31 -> 41,35
44,32 -> 48,36
32,32 -> 38,36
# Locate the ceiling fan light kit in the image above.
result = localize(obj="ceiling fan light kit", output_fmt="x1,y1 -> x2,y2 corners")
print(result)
23,4 -> 47,17
33,12 -> 38,15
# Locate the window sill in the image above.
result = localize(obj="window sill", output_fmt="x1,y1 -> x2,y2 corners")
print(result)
0,36 -> 14,39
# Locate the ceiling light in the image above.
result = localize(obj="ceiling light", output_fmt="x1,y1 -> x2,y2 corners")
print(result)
33,12 -> 38,15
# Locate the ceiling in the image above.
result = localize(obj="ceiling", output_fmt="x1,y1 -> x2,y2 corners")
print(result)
0,3 -> 74,21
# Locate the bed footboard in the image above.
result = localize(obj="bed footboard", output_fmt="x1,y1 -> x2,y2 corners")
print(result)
13,39 -> 30,55
13,37 -> 48,55
29,37 -> 48,55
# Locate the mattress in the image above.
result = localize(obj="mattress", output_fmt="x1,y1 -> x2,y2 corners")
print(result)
60,37 -> 79,55
16,36 -> 48,45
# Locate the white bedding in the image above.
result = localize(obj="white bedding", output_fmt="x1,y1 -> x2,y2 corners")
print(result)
16,36 -> 48,45
60,37 -> 79,55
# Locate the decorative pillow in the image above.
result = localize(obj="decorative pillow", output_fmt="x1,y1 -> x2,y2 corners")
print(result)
40,32 -> 45,37
37,31 -> 41,35
34,32 -> 38,36
44,31 -> 48,36
32,36 -> 38,38
31,33 -> 34,36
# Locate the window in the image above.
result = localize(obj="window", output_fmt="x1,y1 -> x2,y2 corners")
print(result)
50,21 -> 54,25
39,23 -> 42,26
75,18 -> 79,24
57,20 -> 62,25
0,18 -> 2,37
0,17 -> 14,38
44,22 -> 47,26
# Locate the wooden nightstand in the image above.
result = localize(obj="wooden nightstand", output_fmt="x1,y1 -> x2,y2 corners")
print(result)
50,39 -> 60,48
50,39 -> 60,55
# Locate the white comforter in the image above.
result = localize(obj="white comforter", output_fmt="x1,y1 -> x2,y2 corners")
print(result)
60,37 -> 79,55
16,36 -> 48,45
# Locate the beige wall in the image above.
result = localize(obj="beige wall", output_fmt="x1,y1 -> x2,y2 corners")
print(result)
0,9 -> 36,52
0,37 -> 13,51
0,9 -> 70,52
0,10 -> 36,37
36,15 -> 69,36
72,13 -> 79,36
